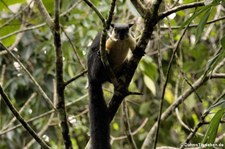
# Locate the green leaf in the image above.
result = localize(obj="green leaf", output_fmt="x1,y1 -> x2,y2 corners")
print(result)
139,56 -> 158,81
181,5 -> 212,28
0,19 -> 21,46
139,101 -> 151,116
112,122 -> 119,130
221,36 -> 225,50
143,75 -> 156,95
202,108 -> 225,148
204,47 -> 225,76
204,35 -> 225,76
0,0 -> 25,10
195,7 -> 212,44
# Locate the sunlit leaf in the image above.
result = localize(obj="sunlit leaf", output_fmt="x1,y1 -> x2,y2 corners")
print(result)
112,122 -> 119,130
181,5 -> 212,28
143,75 -> 156,95
195,7 -> 212,44
202,108 -> 225,148
0,0 -> 25,10
204,47 -> 225,76
165,88 -> 174,104
139,56 -> 158,81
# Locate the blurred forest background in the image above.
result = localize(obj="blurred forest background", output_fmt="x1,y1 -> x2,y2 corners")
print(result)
0,0 -> 225,148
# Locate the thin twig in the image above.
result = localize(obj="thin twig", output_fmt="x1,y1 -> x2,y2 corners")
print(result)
161,16 -> 225,30
24,111 -> 54,149
0,43 -> 55,110
24,80 -> 57,149
0,0 -> 33,29
61,27 -> 86,69
1,93 -> 37,131
34,0 -> 55,31
154,9 -> 189,149
122,101 -> 137,149
180,71 -> 202,103
0,94 -> 88,136
60,0 -> 82,17
64,69 -> 87,87
159,1 -> 204,20
111,118 -> 148,141
130,0 -> 146,18
82,0 -> 105,26
181,91 -> 225,148
0,0 -> 83,41
213,57 -> 225,73
0,0 -> 32,25
0,86 -> 50,149
0,65 -> 6,86
175,108 -> 203,137
215,132 -> 225,143
146,14 -> 193,147
0,23 -> 46,41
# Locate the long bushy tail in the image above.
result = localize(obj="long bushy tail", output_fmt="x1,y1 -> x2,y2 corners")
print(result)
89,82 -> 111,149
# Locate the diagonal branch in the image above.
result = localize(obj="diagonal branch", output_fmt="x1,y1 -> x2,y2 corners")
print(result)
34,0 -> 55,31
159,1 -> 204,20
64,70 -> 87,87
0,43 -> 55,110
0,86 -> 50,149
82,0 -> 105,26
130,0 -> 146,18
153,20 -> 191,149
0,94 -> 88,136
122,101 -> 137,149
141,76 -> 209,149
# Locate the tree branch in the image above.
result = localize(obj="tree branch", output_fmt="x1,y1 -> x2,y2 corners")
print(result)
0,43 -> 55,110
153,22 -> 190,149
24,81 -> 57,148
0,94 -> 88,136
181,90 -> 225,148
111,118 -> 148,142
0,86 -> 50,149
130,0 -> 146,18
64,70 -> 87,87
159,1 -> 204,20
34,0 -> 55,32
53,0 -> 73,148
61,27 -> 86,69
141,75 -> 209,149
122,101 -> 137,149
82,0 -> 105,26
1,93 -> 37,131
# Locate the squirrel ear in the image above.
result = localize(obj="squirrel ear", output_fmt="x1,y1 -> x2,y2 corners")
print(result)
129,23 -> 134,28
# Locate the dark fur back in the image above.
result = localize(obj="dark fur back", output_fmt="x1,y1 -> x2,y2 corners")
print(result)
87,33 -> 111,149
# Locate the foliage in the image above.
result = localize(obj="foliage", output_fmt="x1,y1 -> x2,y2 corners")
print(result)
0,0 -> 225,148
